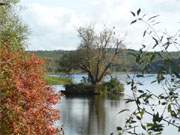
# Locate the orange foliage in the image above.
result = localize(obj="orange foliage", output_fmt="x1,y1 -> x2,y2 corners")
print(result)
0,45 -> 60,135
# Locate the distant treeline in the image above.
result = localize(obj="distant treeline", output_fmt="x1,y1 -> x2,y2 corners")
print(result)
27,49 -> 180,73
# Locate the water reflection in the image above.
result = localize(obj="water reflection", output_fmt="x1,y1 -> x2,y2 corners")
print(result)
58,95 -> 129,135
53,74 -> 179,135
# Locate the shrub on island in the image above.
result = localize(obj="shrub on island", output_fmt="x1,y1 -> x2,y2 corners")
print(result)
63,78 -> 124,96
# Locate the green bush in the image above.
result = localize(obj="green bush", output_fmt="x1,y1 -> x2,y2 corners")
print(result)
64,78 -> 124,96
102,78 -> 124,94
104,78 -> 124,92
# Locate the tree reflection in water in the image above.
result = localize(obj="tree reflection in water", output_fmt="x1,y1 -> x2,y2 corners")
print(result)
59,95 -> 129,135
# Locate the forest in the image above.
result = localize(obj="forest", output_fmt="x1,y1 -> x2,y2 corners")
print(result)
29,49 -> 180,73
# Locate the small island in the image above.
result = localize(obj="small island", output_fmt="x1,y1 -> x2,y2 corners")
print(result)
63,78 -> 124,96
57,26 -> 125,96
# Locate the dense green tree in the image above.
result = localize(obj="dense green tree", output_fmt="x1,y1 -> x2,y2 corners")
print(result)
0,0 -> 27,50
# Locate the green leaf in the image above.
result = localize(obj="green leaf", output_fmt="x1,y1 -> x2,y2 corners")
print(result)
168,104 -> 171,112
141,124 -> 146,130
130,20 -> 137,24
117,126 -> 122,130
151,80 -> 157,84
130,11 -> 136,17
143,30 -> 147,37
161,102 -> 166,105
140,109 -> 145,118
137,8 -> 141,15
118,109 -> 129,114
148,15 -> 159,21
125,99 -> 135,103
152,37 -> 159,48
136,115 -> 141,120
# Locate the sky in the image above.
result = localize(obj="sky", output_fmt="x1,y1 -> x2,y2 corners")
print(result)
19,0 -> 180,51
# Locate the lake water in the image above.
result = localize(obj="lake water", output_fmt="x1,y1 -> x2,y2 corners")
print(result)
53,74 -> 179,135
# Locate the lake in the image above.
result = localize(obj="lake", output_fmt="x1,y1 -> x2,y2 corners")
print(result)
53,73 -> 179,135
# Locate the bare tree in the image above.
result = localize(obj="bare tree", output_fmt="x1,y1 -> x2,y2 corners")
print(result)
61,26 -> 124,85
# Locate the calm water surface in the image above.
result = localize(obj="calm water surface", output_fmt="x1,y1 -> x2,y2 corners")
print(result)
53,74 -> 179,135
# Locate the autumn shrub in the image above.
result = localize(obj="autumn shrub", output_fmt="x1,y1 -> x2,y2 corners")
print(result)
0,44 -> 60,135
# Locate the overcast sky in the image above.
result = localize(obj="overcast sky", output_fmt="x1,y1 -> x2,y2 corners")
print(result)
19,0 -> 180,51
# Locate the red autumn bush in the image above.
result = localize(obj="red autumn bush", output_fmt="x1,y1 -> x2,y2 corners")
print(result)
0,45 -> 60,135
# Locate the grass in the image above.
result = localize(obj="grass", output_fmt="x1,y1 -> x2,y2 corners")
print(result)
47,69 -> 82,75
45,76 -> 72,85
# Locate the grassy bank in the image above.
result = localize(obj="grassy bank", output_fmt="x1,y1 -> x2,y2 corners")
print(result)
45,76 -> 72,85
47,69 -> 82,75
